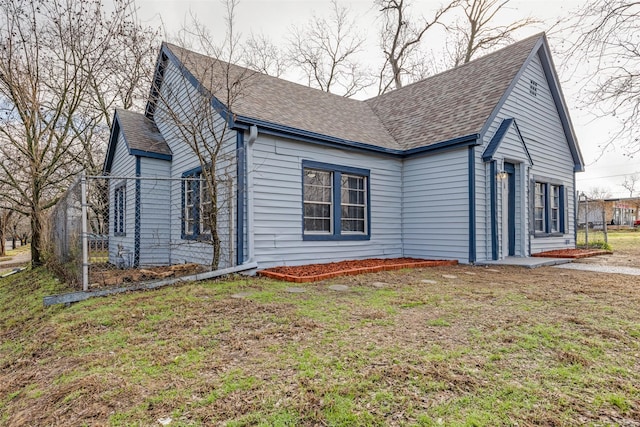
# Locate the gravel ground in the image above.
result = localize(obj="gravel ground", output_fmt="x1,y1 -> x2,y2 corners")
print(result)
555,262 -> 640,275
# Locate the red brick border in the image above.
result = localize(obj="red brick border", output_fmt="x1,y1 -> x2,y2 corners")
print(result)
258,259 -> 458,283
532,249 -> 612,259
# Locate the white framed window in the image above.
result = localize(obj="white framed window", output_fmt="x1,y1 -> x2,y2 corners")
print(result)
340,174 -> 367,233
303,169 -> 333,234
534,182 -> 545,233
550,184 -> 560,232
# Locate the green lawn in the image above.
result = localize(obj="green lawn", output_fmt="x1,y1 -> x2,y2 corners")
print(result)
0,243 -> 30,259
607,229 -> 640,252
1,263 -> 639,426
577,228 -> 640,251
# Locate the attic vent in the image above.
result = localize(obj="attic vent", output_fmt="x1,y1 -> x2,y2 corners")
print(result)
529,79 -> 538,97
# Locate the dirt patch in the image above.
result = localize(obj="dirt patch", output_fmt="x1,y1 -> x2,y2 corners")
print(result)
532,248 -> 612,258
258,258 -> 457,282
88,263 -> 205,288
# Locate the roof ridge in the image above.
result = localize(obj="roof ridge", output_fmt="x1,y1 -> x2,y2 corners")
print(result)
163,42 -> 367,105
367,32 -> 545,102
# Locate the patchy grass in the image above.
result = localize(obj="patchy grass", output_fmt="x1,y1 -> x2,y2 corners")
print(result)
607,229 -> 640,251
1,263 -> 640,426
0,243 -> 30,259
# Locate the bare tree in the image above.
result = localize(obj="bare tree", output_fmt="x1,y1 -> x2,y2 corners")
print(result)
621,173 -> 639,197
446,0 -> 539,67
243,33 -> 288,77
376,0 -> 459,94
0,0 -> 157,267
564,1 -> 640,155
0,208 -> 12,257
155,1 -> 254,269
288,0 -> 373,97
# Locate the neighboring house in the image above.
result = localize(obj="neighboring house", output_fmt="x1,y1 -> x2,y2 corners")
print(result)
103,32 -> 584,270
577,197 -> 640,227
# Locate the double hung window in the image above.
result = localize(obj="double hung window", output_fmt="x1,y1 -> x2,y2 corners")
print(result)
533,181 -> 565,235
303,161 -> 370,240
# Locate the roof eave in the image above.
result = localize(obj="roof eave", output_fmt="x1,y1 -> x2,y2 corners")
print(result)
234,116 -> 404,156
103,111 -> 122,174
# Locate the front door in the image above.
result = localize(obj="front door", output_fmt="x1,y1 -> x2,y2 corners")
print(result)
503,163 -> 516,256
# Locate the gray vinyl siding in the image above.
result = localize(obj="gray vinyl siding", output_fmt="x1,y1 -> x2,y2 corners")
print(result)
154,57 -> 238,268
482,52 -> 576,255
251,134 -> 402,269
108,133 -> 136,266
402,148 -> 469,262
138,157 -> 171,266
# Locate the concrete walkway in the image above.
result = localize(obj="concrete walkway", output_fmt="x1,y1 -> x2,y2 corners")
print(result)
0,251 -> 31,271
553,263 -> 640,276
476,256 -> 572,268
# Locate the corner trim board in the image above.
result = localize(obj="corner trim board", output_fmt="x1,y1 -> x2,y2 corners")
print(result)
468,146 -> 476,263
236,132 -> 245,265
134,156 -> 141,267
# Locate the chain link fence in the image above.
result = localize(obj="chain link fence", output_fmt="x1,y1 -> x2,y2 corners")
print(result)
48,174 -> 237,290
576,197 -> 608,248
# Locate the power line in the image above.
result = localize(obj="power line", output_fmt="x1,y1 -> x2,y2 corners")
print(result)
577,172 -> 638,181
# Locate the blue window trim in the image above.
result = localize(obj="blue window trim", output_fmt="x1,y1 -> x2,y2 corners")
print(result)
533,179 -> 566,237
114,183 -> 126,237
181,165 -> 212,241
301,160 -> 371,241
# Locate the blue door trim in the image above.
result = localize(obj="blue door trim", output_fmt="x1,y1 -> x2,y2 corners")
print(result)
490,161 -> 498,260
505,163 -> 516,256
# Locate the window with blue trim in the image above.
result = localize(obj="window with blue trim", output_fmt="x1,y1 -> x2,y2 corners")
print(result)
534,181 -> 565,235
302,161 -> 370,240
182,168 -> 212,240
114,184 -> 126,236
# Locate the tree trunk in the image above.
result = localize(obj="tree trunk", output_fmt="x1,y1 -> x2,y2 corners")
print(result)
0,224 -> 5,257
30,209 -> 44,267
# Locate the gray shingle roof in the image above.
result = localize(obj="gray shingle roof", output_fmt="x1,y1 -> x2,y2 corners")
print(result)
116,109 -> 171,156
162,33 -> 544,152
366,33 -> 543,150
163,43 -> 401,150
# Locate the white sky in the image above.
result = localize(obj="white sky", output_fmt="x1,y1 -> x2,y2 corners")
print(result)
137,0 -> 638,198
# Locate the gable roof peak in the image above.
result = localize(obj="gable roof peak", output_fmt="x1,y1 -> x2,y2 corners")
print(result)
366,32 -> 545,151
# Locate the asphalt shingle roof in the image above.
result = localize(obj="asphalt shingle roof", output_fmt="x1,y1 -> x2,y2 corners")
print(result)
366,33 -> 542,150
163,43 -> 400,150
116,109 -> 171,156
162,33 -> 544,152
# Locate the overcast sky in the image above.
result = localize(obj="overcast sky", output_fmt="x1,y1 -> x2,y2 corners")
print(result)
137,0 -> 638,198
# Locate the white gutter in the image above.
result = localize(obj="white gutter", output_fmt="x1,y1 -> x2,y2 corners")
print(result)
246,125 -> 258,263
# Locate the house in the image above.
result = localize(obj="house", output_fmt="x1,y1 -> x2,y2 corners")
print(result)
103,32 -> 584,271
577,196 -> 640,227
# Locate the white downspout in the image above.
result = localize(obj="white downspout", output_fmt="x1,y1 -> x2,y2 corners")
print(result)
246,125 -> 258,263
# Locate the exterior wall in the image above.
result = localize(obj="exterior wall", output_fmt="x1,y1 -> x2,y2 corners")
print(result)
108,133 -> 136,266
481,52 -> 577,256
251,134 -> 403,269
402,147 -> 470,262
154,57 -> 237,268
138,157 -> 171,265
